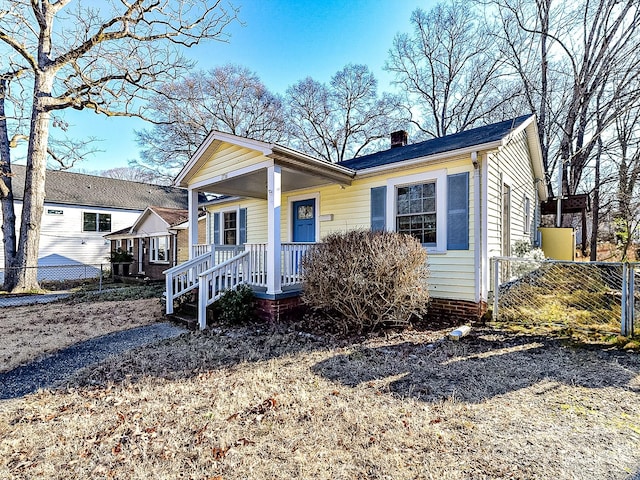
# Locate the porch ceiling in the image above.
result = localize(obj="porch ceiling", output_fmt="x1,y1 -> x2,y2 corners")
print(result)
198,164 -> 352,199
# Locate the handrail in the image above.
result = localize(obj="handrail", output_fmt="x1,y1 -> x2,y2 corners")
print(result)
197,251 -> 250,329
164,251 -> 215,315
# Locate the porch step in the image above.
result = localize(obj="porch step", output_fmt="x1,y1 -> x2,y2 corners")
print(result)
166,312 -> 198,331
180,302 -> 198,317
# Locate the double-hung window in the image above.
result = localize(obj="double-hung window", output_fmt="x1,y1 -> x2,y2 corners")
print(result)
386,169 -> 447,252
222,211 -> 237,245
150,236 -> 170,263
396,182 -> 437,246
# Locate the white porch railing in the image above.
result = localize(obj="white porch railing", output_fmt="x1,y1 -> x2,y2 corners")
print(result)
166,242 -> 315,330
164,253 -> 216,315
192,244 -> 244,263
245,243 -> 268,287
197,251 -> 250,329
281,242 -> 314,286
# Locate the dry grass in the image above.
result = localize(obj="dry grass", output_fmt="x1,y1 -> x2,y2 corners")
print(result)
0,297 -> 163,373
1,321 -> 639,479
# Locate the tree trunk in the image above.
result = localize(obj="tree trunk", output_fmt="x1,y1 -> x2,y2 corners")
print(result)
11,72 -> 54,292
589,137 -> 602,261
0,78 -> 18,290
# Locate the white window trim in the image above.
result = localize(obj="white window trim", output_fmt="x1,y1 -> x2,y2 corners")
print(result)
386,169 -> 447,254
150,235 -> 170,264
219,207 -> 240,245
287,192 -> 320,242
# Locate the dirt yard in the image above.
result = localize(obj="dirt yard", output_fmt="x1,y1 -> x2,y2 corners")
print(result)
0,296 -> 163,373
0,296 -> 639,479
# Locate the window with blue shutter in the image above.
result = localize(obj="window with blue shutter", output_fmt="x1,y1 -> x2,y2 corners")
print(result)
447,172 -> 469,250
213,212 -> 220,245
370,186 -> 387,231
239,208 -> 247,244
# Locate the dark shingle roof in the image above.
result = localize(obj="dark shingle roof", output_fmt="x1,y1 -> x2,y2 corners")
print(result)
338,115 -> 533,171
9,165 -> 189,210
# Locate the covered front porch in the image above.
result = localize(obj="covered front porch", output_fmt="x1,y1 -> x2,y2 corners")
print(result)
165,131 -> 354,329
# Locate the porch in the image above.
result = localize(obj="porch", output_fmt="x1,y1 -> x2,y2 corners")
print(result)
164,242 -> 315,329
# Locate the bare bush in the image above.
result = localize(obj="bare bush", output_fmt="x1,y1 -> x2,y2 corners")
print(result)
301,230 -> 430,333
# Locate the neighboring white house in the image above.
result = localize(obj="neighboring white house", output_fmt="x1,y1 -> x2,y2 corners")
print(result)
0,165 -> 190,269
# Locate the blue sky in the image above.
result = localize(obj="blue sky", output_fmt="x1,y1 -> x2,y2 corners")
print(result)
57,0 -> 432,173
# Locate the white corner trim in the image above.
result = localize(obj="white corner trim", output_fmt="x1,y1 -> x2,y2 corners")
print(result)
385,168 -> 447,252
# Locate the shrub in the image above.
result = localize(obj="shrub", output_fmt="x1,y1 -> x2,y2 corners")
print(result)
301,230 -> 430,334
212,284 -> 255,325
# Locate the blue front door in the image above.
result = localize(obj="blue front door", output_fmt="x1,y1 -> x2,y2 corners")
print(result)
292,199 -> 316,242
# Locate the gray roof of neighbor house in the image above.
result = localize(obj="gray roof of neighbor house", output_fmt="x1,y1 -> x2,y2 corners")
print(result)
338,115 -> 533,171
9,164 -> 190,210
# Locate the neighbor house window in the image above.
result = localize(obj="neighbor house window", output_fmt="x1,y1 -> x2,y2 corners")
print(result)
83,212 -> 111,232
396,182 -> 437,245
223,211 -> 237,245
150,236 -> 170,263
524,195 -> 531,234
126,239 -> 134,254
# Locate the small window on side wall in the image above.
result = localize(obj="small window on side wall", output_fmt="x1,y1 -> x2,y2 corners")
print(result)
83,212 -> 111,232
524,196 -> 531,234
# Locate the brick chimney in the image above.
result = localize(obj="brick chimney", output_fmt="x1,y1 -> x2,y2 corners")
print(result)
390,130 -> 408,148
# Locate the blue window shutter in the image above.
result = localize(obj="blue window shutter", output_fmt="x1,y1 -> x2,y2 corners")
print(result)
447,172 -> 469,250
213,212 -> 220,245
239,208 -> 247,244
370,186 -> 387,231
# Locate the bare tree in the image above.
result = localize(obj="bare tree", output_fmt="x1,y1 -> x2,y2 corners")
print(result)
286,64 -> 406,163
0,0 -> 236,292
386,0 -> 519,140
492,0 -> 640,198
133,64 -> 286,182
609,106 -> 640,260
99,166 -> 160,184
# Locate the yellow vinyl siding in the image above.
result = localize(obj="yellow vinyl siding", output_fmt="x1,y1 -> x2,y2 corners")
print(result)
487,131 -> 538,258
189,145 -> 268,186
206,198 -> 268,244
281,156 -> 476,301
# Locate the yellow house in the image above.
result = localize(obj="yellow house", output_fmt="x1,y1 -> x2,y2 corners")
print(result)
166,115 -> 548,329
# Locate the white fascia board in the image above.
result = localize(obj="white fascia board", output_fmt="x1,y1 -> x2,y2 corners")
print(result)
354,141 -> 502,178
174,130 -> 275,187
130,207 -> 170,233
271,146 -> 355,178
187,159 -> 275,191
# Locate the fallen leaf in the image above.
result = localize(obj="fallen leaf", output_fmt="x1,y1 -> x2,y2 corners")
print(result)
212,447 -> 229,461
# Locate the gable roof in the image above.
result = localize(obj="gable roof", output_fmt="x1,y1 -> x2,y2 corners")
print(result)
147,206 -> 189,227
338,115 -> 534,171
9,164 -> 190,210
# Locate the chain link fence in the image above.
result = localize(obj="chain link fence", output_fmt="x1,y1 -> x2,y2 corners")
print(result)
492,258 -> 636,338
0,264 -> 107,306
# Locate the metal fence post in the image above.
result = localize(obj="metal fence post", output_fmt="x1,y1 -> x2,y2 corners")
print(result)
629,264 -> 635,337
621,263 -> 628,336
493,258 -> 500,321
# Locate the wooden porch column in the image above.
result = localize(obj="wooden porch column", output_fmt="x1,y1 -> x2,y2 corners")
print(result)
188,188 -> 199,260
267,165 -> 282,294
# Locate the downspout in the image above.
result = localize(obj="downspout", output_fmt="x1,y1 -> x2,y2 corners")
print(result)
481,153 -> 490,301
472,151 -> 482,303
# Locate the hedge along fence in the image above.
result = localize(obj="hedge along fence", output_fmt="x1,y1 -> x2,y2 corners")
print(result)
301,230 -> 430,334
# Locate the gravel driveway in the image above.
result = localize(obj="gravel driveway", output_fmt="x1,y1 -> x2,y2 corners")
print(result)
0,322 -> 186,400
